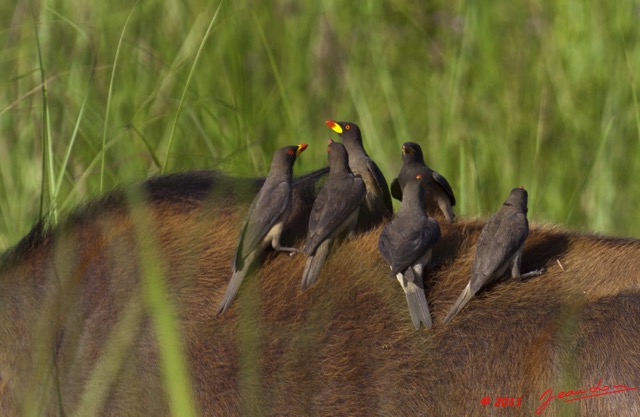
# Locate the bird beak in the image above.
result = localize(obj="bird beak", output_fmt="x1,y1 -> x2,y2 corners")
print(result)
296,144 -> 308,156
325,120 -> 343,134
402,145 -> 407,155
327,138 -> 334,144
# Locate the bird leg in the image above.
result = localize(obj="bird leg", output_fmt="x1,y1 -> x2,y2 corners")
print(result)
521,268 -> 546,279
511,250 -> 523,279
512,250 -> 545,280
271,237 -> 303,256
273,244 -> 303,256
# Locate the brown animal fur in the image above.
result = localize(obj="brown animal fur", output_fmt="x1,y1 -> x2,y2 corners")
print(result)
1,170 -> 640,416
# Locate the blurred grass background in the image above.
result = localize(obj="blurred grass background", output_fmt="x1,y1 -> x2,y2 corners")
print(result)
1,0 -> 639,249
1,2 -> 639,416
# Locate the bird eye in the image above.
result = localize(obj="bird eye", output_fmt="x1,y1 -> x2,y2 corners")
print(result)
345,124 -> 351,130
288,149 -> 294,155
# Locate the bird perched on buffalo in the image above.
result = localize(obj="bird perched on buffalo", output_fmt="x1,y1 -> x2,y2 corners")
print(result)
443,186 -> 530,324
301,140 -> 365,290
325,120 -> 392,230
217,144 -> 308,315
378,174 -> 441,329
390,142 -> 456,223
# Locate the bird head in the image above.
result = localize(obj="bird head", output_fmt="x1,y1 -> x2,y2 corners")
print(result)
401,142 -> 425,163
400,174 -> 427,207
325,120 -> 362,146
271,144 -> 307,174
282,143 -> 307,159
505,186 -> 528,213
326,140 -> 350,171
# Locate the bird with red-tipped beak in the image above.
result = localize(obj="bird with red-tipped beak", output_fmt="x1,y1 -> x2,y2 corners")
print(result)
217,144 -> 308,315
378,174 -> 441,330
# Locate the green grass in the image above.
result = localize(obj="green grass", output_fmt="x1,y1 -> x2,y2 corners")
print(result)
1,2 -> 639,415
2,1 -> 640,247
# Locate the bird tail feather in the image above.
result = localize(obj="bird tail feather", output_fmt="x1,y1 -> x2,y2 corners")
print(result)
404,271 -> 432,329
301,239 -> 331,290
217,251 -> 256,315
443,282 -> 473,324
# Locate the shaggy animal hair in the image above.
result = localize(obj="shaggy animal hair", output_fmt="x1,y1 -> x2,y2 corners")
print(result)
1,169 -> 639,416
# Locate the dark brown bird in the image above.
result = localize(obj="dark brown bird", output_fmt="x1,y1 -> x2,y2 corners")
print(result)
325,120 -> 392,230
443,186 -> 529,324
301,140 -> 365,290
390,142 -> 455,223
217,144 -> 307,314
4,168 -> 640,417
378,175 -> 441,329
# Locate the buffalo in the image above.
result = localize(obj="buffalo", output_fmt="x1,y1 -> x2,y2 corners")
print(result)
1,169 -> 639,416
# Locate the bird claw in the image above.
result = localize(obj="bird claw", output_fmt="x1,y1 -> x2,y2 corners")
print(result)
521,268 -> 546,279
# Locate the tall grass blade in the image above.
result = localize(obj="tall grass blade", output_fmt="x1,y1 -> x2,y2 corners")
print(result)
71,296 -> 144,417
565,118 -> 614,224
100,3 -> 137,193
161,4 -> 222,174
53,80 -> 90,200
127,189 -> 197,417
252,11 -> 294,129
31,7 -> 56,223
129,124 -> 162,169
626,48 -> 640,145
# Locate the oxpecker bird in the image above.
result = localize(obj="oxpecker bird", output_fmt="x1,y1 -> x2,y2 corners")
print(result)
301,140 -> 365,290
217,144 -> 307,315
443,187 -> 530,324
390,142 -> 456,223
325,120 -> 392,230
378,175 -> 441,329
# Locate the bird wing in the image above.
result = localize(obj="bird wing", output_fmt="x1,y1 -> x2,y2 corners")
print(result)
377,225 -> 396,265
432,171 -> 456,206
379,217 -> 440,275
471,210 -> 528,289
390,177 -> 403,201
234,181 -> 290,270
305,175 -> 365,254
366,158 -> 393,212
391,162 -> 426,203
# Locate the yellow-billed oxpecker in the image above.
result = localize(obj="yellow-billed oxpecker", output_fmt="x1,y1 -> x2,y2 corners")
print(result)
301,140 -> 365,290
325,120 -> 392,230
378,175 -> 441,329
443,186 -> 531,324
390,142 -> 456,223
217,144 -> 307,315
